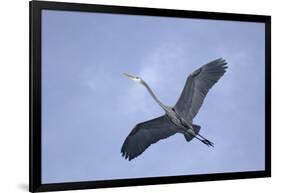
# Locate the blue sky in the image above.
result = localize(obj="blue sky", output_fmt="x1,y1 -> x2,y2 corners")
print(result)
41,10 -> 265,183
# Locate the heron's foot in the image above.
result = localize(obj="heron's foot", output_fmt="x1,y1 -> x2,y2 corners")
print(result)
202,139 -> 214,147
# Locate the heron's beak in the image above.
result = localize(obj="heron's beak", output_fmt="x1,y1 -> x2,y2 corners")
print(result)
123,72 -> 137,81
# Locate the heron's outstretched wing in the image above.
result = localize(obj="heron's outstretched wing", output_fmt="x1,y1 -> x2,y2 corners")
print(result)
121,115 -> 177,161
174,58 -> 227,122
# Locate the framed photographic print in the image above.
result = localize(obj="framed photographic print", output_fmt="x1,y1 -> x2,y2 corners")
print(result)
29,1 -> 271,192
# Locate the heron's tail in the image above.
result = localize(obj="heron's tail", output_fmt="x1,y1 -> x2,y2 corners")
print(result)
183,124 -> 201,142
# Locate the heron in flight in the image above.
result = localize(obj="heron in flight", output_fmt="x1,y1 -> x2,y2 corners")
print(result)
121,58 -> 228,161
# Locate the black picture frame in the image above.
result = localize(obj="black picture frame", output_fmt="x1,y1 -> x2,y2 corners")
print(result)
29,1 -> 271,192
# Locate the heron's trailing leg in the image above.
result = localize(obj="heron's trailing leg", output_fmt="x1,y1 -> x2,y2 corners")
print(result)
186,130 -> 214,147
197,134 -> 214,147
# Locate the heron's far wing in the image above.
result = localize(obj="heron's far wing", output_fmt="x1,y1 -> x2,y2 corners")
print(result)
121,115 -> 177,161
174,58 -> 227,122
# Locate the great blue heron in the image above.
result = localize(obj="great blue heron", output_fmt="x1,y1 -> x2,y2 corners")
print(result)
121,58 -> 228,161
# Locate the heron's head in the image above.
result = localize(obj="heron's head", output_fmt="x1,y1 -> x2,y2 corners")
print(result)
123,72 -> 142,83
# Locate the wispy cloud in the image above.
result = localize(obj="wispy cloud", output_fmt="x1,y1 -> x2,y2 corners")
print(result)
119,42 -> 191,115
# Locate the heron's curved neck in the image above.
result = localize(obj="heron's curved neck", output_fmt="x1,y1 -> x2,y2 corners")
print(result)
141,80 -> 167,111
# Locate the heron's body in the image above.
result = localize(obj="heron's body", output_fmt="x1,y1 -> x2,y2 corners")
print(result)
121,58 -> 228,160
164,107 -> 192,133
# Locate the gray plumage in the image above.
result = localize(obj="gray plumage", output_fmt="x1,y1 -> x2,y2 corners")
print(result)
121,58 -> 228,161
